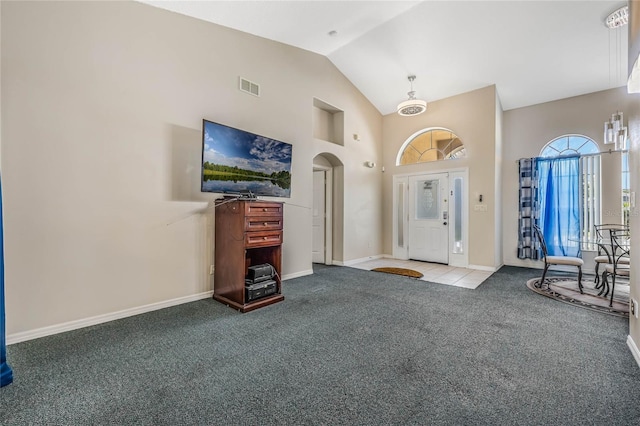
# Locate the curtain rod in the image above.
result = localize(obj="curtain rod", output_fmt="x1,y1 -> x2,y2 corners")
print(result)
515,149 -> 628,163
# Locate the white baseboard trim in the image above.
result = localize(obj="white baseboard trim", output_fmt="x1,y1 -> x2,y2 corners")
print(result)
282,269 -> 313,280
341,255 -> 384,267
627,335 -> 640,369
7,290 -> 214,345
468,264 -> 498,272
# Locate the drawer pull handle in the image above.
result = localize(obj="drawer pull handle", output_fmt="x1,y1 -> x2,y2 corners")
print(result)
264,222 -> 268,226
263,236 -> 268,240
263,208 -> 267,212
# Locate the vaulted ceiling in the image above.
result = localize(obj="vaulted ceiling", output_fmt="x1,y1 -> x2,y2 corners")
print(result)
140,1 -> 630,114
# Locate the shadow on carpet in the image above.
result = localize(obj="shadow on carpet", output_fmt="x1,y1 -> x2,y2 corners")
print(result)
526,276 -> 629,318
371,267 -> 423,278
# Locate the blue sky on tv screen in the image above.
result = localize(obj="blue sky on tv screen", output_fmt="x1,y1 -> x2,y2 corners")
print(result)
203,121 -> 292,175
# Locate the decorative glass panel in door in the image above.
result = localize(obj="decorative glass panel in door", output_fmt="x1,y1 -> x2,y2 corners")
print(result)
453,177 -> 463,254
416,180 -> 439,219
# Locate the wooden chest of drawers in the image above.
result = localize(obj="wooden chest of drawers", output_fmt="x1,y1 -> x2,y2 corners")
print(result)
213,199 -> 284,312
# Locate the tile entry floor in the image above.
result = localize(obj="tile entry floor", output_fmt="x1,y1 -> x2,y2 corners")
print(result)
348,258 -> 493,289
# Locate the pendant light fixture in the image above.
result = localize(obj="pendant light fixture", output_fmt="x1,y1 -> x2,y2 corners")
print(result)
604,111 -> 627,150
397,75 -> 427,116
605,5 -> 628,29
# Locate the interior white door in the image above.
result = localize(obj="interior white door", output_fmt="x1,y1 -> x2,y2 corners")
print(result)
408,173 -> 449,263
312,170 -> 326,263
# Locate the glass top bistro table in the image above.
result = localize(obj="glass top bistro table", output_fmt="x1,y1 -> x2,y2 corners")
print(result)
569,235 -> 631,306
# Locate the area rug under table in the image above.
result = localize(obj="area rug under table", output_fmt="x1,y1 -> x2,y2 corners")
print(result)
526,276 -> 629,318
371,267 -> 424,278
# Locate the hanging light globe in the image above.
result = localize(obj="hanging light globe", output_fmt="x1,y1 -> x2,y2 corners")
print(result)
397,76 -> 427,116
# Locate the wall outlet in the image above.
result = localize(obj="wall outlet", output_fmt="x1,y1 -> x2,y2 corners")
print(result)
209,265 -> 215,275
631,298 -> 639,319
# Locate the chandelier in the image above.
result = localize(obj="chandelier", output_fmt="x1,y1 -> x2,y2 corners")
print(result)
604,111 -> 627,150
397,75 -> 427,116
605,5 -> 628,29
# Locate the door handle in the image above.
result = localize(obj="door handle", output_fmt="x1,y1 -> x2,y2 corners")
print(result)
443,222 -> 448,225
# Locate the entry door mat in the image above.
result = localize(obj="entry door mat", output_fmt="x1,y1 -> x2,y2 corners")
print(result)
371,267 -> 424,279
526,277 -> 629,318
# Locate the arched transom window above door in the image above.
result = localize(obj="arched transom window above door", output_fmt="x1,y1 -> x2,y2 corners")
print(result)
397,127 -> 466,165
539,134 -> 599,157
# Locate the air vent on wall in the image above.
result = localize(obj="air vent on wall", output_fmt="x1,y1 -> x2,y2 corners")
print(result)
239,77 -> 260,97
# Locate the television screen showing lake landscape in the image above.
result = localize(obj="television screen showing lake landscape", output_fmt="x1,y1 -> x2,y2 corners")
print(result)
201,120 -> 292,198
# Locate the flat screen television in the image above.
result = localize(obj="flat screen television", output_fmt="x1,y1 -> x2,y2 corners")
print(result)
201,119 -> 292,198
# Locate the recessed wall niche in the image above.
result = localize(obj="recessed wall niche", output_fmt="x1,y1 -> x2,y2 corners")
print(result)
313,98 -> 344,146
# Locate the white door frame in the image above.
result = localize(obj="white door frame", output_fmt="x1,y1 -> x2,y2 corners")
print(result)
392,168 -> 469,267
313,165 -> 333,265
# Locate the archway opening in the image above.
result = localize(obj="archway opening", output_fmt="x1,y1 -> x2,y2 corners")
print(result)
312,153 -> 344,265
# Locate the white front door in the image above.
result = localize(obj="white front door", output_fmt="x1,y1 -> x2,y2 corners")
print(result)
408,173 -> 449,263
312,170 -> 326,263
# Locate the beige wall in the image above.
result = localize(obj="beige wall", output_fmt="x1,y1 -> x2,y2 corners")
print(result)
494,92 -> 504,268
1,1 -> 383,336
629,0 -> 640,368
628,99 -> 640,360
381,85 -> 499,268
502,87 -> 637,270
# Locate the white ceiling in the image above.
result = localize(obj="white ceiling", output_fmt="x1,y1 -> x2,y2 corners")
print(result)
141,0 -> 629,114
